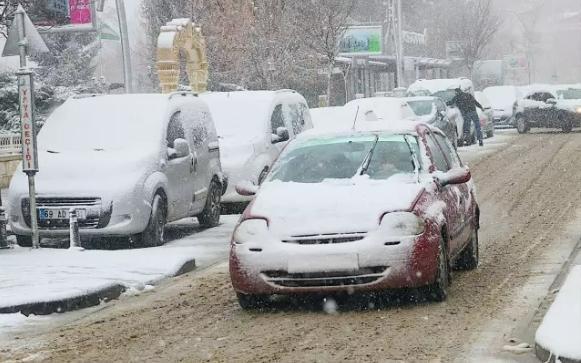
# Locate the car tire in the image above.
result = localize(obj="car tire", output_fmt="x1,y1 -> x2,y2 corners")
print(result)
561,116 -> 573,133
426,235 -> 449,302
516,115 -> 529,134
16,235 -> 32,247
134,194 -> 166,248
237,292 -> 270,310
454,227 -> 479,270
197,180 -> 221,228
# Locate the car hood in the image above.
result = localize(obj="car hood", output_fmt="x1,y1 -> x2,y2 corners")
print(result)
9,149 -> 154,197
250,176 -> 425,237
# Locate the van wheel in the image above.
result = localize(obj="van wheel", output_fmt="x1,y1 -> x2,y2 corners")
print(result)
425,235 -> 449,302
16,235 -> 32,247
516,115 -> 529,134
561,116 -> 573,133
135,194 -> 166,248
197,180 -> 221,228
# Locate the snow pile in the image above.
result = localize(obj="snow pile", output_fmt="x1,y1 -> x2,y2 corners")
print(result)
535,265 -> 581,360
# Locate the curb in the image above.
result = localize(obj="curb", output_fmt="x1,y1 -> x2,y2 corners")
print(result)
0,257 -> 196,316
536,343 -> 581,363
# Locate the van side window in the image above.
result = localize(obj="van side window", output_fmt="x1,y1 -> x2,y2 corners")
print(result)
167,112 -> 185,148
192,112 -> 209,147
299,103 -> 311,127
270,104 -> 284,135
287,103 -> 304,135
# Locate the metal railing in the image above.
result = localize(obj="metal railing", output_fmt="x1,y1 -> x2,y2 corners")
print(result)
0,134 -> 22,155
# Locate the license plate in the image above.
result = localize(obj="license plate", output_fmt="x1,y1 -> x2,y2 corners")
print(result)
38,208 -> 86,220
288,254 -> 359,274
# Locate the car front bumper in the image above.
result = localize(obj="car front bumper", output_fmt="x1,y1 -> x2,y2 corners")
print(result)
230,223 -> 441,295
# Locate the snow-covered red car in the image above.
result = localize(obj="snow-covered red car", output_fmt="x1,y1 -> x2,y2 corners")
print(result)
229,123 -> 480,309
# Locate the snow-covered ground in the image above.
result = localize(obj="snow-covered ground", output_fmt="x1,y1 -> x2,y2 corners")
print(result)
0,215 -> 238,336
535,265 -> 581,361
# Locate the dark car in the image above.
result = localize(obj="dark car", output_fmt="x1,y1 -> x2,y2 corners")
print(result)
515,86 -> 581,134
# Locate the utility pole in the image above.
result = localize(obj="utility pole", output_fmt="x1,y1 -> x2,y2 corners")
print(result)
114,0 -> 133,93
385,0 -> 405,88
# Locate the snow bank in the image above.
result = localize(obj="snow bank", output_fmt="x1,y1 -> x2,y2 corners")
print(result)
535,265 -> 581,360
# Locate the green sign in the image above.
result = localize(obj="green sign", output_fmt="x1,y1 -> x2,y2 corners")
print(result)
339,25 -> 383,56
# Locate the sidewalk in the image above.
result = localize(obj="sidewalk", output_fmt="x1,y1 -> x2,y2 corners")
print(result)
0,215 -> 237,329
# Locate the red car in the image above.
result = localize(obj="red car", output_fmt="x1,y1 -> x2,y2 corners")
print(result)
230,123 -> 480,309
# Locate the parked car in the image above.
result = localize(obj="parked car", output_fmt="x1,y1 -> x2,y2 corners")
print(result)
344,97 -> 416,124
407,78 -> 476,145
8,93 -> 225,247
483,85 -> 520,128
406,96 -> 458,148
230,123 -> 480,308
474,91 -> 494,138
514,85 -> 581,133
201,90 -> 313,210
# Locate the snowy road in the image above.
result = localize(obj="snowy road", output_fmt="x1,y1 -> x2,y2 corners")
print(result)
3,130 -> 581,362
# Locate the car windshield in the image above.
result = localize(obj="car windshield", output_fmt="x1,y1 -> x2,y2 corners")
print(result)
407,100 -> 435,116
268,134 -> 419,183
432,90 -> 457,104
556,89 -> 581,100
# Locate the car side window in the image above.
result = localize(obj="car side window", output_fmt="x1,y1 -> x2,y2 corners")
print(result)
167,112 -> 185,148
299,103 -> 312,129
270,104 -> 284,135
434,133 -> 461,168
426,133 -> 450,172
286,103 -> 304,135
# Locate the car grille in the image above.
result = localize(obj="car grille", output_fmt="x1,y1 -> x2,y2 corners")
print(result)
282,232 -> 367,245
262,266 -> 388,288
22,197 -> 109,229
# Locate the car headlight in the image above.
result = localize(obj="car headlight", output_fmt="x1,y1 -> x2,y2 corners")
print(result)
380,212 -> 425,236
576,107 -> 581,114
233,219 -> 269,244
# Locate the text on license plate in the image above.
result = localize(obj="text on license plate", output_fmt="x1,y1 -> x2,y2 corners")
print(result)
38,208 -> 86,220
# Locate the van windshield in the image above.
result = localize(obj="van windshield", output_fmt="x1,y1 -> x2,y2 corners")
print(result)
38,96 -> 166,152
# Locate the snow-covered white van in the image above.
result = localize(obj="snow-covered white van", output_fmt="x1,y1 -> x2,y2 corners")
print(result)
201,90 -> 313,208
8,93 -> 225,247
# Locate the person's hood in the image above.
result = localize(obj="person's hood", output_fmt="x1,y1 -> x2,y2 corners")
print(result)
9,149 -> 154,197
249,176 -> 425,237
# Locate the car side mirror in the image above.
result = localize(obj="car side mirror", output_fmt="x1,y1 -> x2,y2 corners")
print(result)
271,127 -> 290,144
546,98 -> 557,105
235,180 -> 259,196
435,167 -> 471,187
169,138 -> 190,160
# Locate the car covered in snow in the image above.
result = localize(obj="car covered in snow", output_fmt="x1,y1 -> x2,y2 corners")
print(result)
201,90 -> 312,209
344,97 -> 417,124
8,93 -> 225,247
229,123 -> 480,308
405,96 -> 458,148
474,91 -> 494,138
514,85 -> 581,133
482,85 -> 520,127
407,78 -> 476,145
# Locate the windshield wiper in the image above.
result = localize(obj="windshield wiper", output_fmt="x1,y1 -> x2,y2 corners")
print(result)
404,135 -> 421,183
356,135 -> 379,176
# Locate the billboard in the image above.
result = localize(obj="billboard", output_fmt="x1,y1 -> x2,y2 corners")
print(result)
339,25 -> 383,56
28,0 -> 97,33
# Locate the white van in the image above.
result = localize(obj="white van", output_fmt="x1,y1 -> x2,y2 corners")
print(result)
8,93 -> 225,247
201,90 -> 313,207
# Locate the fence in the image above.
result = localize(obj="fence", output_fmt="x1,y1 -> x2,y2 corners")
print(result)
0,134 -> 22,155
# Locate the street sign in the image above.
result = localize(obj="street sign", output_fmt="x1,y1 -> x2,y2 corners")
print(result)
339,25 -> 383,56
18,72 -> 38,172
1,6 -> 49,57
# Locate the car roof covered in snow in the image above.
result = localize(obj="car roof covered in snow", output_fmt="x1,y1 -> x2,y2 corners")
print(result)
405,96 -> 440,103
407,78 -> 471,94
299,121 -> 426,141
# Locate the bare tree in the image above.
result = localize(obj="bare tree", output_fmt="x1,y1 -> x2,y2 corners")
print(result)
447,0 -> 502,73
296,0 -> 355,105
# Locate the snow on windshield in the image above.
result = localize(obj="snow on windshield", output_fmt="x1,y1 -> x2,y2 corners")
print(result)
38,95 -> 167,152
201,92 -> 272,143
407,100 -> 435,116
268,134 -> 419,183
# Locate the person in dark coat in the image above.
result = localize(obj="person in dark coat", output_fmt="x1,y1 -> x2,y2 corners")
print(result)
447,87 -> 485,146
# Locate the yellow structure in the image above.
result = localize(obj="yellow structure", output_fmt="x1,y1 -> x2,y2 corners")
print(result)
156,18 -> 208,93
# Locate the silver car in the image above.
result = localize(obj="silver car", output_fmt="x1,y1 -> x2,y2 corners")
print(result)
8,93 -> 225,247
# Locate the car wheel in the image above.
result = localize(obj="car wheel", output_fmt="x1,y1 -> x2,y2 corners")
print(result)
426,235 -> 449,302
197,180 -> 221,228
454,227 -> 479,270
516,115 -> 529,134
237,292 -> 270,310
16,235 -> 32,247
135,194 -> 166,248
561,116 -> 573,133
